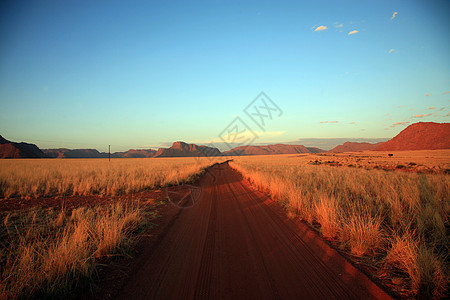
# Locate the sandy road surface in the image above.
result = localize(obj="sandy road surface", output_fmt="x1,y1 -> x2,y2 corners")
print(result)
116,162 -> 391,300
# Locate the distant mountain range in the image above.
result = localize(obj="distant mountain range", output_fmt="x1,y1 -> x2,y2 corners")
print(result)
44,148 -> 107,159
112,149 -> 157,158
1,122 -> 449,158
223,144 -> 325,156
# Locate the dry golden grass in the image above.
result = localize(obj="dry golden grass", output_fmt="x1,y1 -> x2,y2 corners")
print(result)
0,157 -> 223,299
0,157 -> 226,199
230,153 -> 449,299
0,203 -> 154,299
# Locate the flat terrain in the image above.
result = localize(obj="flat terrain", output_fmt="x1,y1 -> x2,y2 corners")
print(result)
301,149 -> 450,173
115,162 -> 391,300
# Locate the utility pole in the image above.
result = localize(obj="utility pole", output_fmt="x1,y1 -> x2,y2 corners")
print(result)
109,145 -> 111,162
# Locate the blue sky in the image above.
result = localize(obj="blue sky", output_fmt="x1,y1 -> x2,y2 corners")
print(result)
0,0 -> 449,151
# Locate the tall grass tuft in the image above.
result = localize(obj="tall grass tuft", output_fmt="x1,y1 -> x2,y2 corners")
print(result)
341,211 -> 384,256
382,232 -> 448,298
0,203 -> 149,299
314,195 -> 340,238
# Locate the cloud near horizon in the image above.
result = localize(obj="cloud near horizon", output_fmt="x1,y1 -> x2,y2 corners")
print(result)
443,91 -> 450,95
314,25 -> 327,31
197,130 -> 287,145
293,137 -> 390,151
252,130 -> 286,138
348,30 -> 358,35
391,121 -> 410,127
320,121 -> 339,123
427,107 -> 436,110
413,113 -> 432,118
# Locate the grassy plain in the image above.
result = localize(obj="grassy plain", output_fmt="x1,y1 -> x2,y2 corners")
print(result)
230,150 -> 449,299
0,157 -> 224,199
0,157 -> 224,299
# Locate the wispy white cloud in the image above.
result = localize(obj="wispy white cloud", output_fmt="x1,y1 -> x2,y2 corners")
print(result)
440,107 -> 445,111
348,30 -> 358,35
388,49 -> 396,54
334,23 -> 343,28
252,130 -> 286,138
443,91 -> 450,95
201,130 -> 286,144
427,107 -> 436,110
426,93 -> 431,96
320,121 -> 339,124
314,25 -> 327,31
391,12 -> 398,20
413,113 -> 432,118
397,105 -> 406,108
391,121 -> 410,127
349,122 -> 356,124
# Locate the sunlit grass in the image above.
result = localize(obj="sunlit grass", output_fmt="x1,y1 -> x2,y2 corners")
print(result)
0,157 -> 225,199
230,155 -> 449,298
0,203 -> 154,299
0,157 -> 223,299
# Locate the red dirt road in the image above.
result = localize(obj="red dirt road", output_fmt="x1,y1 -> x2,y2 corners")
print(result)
116,162 -> 391,300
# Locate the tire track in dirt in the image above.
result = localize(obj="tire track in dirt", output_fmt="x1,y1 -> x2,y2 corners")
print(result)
193,180 -> 217,299
228,176 -> 352,299
115,162 -> 391,300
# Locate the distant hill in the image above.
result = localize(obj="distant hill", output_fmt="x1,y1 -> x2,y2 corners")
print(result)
0,135 -> 46,158
43,148 -> 107,158
153,141 -> 221,157
329,142 -> 385,153
375,122 -> 450,151
223,144 -> 324,156
112,149 -> 157,158
44,148 -> 157,158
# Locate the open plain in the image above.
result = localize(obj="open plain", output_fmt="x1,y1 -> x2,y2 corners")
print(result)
2,150 -> 448,299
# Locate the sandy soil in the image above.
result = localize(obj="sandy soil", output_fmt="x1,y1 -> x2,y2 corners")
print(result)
111,162 -> 391,300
